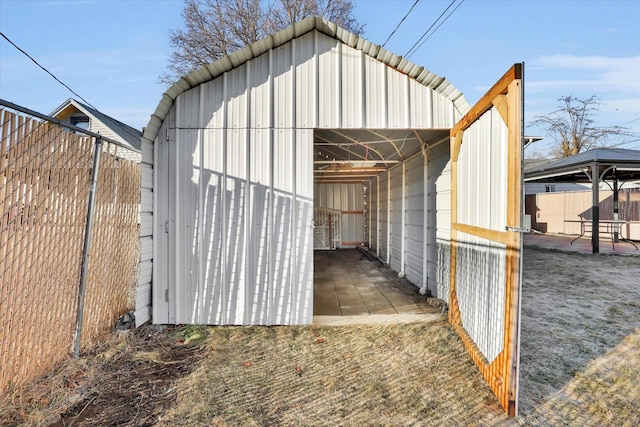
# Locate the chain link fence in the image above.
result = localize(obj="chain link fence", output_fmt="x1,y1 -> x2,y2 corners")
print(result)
0,101 -> 141,395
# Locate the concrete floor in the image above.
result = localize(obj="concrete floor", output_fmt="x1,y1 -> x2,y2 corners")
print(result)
312,249 -> 443,325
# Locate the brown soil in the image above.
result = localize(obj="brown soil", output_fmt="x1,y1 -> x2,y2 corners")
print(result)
0,327 -> 204,427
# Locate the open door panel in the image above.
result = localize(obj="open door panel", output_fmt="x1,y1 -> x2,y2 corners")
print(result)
449,64 -> 524,416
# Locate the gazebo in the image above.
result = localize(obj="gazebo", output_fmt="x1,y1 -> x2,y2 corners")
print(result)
524,148 -> 640,253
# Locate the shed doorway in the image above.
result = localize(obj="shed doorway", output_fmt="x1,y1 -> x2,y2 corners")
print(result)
311,128 -> 452,322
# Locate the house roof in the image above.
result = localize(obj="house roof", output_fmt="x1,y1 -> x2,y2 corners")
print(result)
51,98 -> 142,150
142,16 -> 470,146
524,148 -> 640,183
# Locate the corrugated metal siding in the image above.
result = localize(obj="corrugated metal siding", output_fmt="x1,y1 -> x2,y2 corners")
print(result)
454,107 -> 509,362
368,178 -> 378,251
314,183 -> 364,247
404,155 -> 424,288
154,36 -> 324,326
377,171 -> 389,262
427,141 -> 451,299
457,109 -> 507,232
141,24 -> 467,326
151,107 -> 175,324
389,165 -> 403,272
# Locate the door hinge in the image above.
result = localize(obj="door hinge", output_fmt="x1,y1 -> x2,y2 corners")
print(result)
165,220 -> 169,233
505,226 -> 530,233
165,289 -> 169,302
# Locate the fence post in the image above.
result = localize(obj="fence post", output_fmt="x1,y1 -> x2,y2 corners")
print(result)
73,136 -> 103,358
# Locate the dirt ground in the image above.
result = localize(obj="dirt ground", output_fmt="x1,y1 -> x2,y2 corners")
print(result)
1,246 -> 639,426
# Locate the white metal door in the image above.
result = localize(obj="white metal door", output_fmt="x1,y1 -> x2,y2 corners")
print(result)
449,64 -> 524,416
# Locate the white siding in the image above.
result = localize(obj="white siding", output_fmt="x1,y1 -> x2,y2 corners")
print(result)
363,147 -> 452,298
140,26 -> 467,326
377,171 -> 389,263
314,183 -> 364,247
454,106 -> 510,363
389,165 -> 403,272
427,141 -> 451,299
368,177 -> 378,252
404,155 -> 425,288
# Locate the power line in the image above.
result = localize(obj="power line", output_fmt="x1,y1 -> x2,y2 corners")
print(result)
404,0 -> 465,59
381,0 -> 421,48
0,31 -> 98,110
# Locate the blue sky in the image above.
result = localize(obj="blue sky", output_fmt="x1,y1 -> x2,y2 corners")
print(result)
1,0 -> 639,155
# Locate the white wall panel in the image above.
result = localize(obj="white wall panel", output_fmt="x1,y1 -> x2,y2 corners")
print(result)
314,182 -> 364,247
378,171 -> 389,262
427,141 -> 451,299
409,79 -> 433,129
389,165 -> 403,272
386,71 -> 409,128
295,33 -> 318,129
404,155 -> 424,288
340,45 -> 363,128
369,178 -> 378,253
249,54 -> 271,129
364,56 -> 386,128
457,109 -> 507,232
317,35 -> 339,127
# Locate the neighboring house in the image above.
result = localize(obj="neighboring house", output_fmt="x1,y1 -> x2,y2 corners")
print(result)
50,98 -> 142,161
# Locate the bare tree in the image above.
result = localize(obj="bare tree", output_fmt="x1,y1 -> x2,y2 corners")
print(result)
161,0 -> 364,84
531,95 -> 633,158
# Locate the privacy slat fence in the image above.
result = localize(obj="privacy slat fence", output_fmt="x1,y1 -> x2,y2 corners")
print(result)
0,104 -> 140,396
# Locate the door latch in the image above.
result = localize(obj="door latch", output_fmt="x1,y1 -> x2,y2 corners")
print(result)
505,226 -> 530,233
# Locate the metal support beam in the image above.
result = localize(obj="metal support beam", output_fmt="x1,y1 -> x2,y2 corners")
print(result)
591,161 -> 599,254
73,136 -> 103,358
613,174 -> 619,243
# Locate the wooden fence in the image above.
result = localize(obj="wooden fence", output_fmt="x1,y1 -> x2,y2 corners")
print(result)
0,106 -> 141,395
526,189 -> 640,239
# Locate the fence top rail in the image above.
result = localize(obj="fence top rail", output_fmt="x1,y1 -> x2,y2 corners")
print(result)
0,98 -> 141,154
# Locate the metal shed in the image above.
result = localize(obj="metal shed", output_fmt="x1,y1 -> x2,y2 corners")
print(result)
137,17 -> 525,415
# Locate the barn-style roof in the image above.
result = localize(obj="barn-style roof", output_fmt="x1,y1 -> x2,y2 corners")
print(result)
142,15 -> 470,158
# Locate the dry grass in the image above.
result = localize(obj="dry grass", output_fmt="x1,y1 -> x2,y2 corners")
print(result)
518,246 -> 640,425
157,323 -> 512,427
1,246 -> 639,426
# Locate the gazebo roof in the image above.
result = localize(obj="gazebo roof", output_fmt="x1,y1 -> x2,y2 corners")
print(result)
524,148 -> 640,183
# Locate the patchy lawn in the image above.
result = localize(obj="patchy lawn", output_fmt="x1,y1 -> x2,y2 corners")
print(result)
1,246 -> 638,426
518,246 -> 640,425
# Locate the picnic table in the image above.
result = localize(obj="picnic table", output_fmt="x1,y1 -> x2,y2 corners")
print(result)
565,219 -> 638,250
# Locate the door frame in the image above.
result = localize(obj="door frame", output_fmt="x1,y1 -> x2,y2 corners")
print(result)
449,63 -> 524,416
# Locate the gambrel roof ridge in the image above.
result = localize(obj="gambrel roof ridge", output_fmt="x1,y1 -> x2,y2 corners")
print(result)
143,15 -> 470,144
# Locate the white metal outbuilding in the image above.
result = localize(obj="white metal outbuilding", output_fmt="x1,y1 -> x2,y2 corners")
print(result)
136,17 -> 525,415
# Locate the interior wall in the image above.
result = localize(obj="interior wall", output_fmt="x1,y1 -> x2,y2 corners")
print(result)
427,141 -> 451,299
363,141 -> 451,298
314,183 -> 364,247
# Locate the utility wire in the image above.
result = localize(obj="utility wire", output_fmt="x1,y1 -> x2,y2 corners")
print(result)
381,0 -> 421,48
407,0 -> 465,59
404,0 -> 464,59
1,31 -> 98,110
